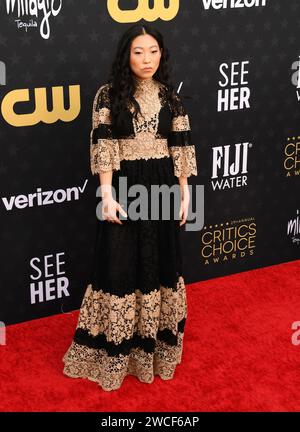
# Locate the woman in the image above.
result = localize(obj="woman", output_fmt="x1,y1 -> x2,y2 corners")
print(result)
62,24 -> 198,391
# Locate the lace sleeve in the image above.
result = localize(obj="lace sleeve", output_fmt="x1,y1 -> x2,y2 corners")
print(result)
168,90 -> 198,178
90,84 -> 120,174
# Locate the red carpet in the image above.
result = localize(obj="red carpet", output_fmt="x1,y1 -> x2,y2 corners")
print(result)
1,259 -> 300,412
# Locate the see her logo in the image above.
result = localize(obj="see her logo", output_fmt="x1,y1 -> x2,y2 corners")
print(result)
0,321 -> 6,345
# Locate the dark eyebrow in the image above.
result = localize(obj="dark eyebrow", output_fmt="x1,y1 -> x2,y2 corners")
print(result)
133,45 -> 158,49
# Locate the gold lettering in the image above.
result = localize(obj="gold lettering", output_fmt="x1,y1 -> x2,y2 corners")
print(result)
1,85 -> 80,127
107,0 -> 180,23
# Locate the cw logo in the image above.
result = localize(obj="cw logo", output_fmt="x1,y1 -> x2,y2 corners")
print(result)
107,0 -> 179,22
1,85 -> 80,127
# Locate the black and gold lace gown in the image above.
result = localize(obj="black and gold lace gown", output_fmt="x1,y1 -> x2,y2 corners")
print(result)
62,75 -> 198,391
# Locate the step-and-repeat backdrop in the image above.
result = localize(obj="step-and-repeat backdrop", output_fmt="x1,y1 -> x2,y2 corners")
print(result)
0,0 -> 299,325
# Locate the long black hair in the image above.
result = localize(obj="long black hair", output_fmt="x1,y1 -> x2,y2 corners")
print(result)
106,23 -> 176,126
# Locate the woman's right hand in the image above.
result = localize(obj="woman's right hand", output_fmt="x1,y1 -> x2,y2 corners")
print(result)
102,196 -> 128,225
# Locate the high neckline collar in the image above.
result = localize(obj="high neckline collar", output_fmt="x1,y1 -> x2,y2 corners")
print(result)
133,74 -> 156,91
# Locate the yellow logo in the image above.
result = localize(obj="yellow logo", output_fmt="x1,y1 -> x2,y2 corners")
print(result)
1,85 -> 80,127
107,0 -> 179,22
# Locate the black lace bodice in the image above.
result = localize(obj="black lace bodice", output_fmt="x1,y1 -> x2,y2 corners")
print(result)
90,77 -> 198,178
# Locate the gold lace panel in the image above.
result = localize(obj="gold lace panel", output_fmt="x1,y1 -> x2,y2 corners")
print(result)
62,272 -> 187,391
118,135 -> 170,161
92,106 -> 111,127
171,114 -> 191,132
131,79 -> 162,135
90,81 -> 198,177
90,136 -> 171,174
169,145 -> 198,177
90,138 -> 120,174
75,275 -> 187,344
92,84 -> 112,128
62,332 -> 184,392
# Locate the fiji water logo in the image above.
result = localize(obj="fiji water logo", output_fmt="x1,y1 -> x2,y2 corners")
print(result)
5,0 -> 63,40
211,142 -> 251,190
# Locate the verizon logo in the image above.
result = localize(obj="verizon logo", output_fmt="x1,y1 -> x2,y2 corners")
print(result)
1,180 -> 88,210
202,0 -> 267,9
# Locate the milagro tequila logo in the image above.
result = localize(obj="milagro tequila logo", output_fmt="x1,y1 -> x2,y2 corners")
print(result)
6,0 -> 63,40
287,209 -> 300,245
211,142 -> 251,190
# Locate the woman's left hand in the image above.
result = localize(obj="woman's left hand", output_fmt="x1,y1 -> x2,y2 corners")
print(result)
179,185 -> 190,226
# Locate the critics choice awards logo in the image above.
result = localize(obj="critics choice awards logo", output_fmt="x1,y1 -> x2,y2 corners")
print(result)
200,218 -> 256,264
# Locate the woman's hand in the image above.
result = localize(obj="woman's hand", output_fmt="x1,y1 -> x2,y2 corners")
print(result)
179,184 -> 190,226
102,196 -> 127,225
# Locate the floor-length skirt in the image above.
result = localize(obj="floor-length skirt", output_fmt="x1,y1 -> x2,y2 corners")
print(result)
62,155 -> 188,391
